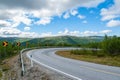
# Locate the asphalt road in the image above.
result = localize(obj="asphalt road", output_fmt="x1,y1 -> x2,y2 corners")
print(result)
26,48 -> 120,80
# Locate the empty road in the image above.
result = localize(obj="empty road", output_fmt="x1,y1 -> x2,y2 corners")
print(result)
26,48 -> 120,80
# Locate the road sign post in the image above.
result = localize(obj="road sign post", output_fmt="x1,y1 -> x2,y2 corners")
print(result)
17,42 -> 21,53
17,42 -> 21,64
3,41 -> 8,57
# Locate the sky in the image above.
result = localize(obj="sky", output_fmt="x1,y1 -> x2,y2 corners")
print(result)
0,0 -> 120,38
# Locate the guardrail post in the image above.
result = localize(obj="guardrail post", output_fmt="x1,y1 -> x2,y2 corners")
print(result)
20,50 -> 25,76
30,55 -> 33,67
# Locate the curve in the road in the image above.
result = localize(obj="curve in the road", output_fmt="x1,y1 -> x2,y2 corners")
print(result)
26,48 -> 120,80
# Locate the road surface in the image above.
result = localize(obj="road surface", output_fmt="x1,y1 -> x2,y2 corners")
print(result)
26,48 -> 120,80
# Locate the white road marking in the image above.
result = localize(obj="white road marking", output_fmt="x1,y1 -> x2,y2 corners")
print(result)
27,53 -> 82,80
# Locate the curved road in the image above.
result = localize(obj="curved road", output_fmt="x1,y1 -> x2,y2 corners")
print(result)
26,48 -> 120,80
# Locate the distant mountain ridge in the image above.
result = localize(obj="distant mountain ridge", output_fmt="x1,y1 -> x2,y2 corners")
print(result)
0,36 -> 104,46
0,37 -> 32,43
23,36 -> 104,46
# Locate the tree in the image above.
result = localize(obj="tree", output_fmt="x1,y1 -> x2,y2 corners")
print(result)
102,36 -> 120,55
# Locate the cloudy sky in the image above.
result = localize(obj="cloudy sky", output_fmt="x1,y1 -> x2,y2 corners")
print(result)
0,0 -> 120,38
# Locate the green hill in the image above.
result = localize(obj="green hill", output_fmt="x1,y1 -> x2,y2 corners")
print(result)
21,36 -> 104,46
0,36 -> 104,46
0,37 -> 32,43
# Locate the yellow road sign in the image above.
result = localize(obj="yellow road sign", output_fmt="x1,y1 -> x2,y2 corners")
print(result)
17,42 -> 21,46
3,41 -> 8,47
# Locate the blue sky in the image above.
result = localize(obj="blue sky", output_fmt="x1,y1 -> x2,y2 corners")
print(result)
0,0 -> 120,38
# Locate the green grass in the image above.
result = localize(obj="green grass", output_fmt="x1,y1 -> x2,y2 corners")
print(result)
0,71 -> 2,78
56,51 -> 120,67
70,49 -> 106,57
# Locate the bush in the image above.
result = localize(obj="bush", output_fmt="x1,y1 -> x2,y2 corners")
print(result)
101,36 -> 120,55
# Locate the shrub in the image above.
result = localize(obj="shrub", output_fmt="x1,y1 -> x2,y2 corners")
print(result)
101,36 -> 120,55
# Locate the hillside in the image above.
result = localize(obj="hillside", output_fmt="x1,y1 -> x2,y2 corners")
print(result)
0,36 -> 104,46
21,36 -> 104,46
0,37 -> 32,43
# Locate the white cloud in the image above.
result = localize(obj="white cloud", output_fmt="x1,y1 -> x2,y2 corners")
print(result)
24,26 -> 31,31
0,0 -> 106,37
82,0 -> 105,8
100,0 -> 120,21
36,17 -> 52,25
0,27 -> 40,38
0,9 -> 32,27
19,32 -> 39,38
70,9 -> 78,16
0,26 -> 112,37
101,14 -> 118,21
80,30 -> 112,36
100,30 -> 112,34
0,26 -> 40,38
81,30 -> 98,36
40,32 -> 53,37
0,0 -> 105,25
64,29 -> 69,34
63,12 -> 70,19
12,12 -> 32,26
0,0 -> 105,10
107,20 -> 120,27
100,0 -> 120,27
58,29 -> 80,36
11,23 -> 20,28
58,29 -> 112,36
78,14 -> 86,19
0,27 -> 21,35
0,20 -> 11,27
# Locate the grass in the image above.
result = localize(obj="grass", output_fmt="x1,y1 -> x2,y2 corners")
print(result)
56,51 -> 120,67
0,71 -> 2,78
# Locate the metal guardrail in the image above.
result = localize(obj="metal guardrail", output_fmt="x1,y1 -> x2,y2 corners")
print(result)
20,48 -> 32,76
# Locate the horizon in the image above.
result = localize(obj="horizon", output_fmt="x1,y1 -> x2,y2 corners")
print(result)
0,0 -> 120,38
0,35 -> 118,39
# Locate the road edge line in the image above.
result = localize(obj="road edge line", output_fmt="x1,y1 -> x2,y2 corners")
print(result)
26,52 -> 82,80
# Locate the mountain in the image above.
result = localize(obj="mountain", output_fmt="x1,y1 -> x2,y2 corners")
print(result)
0,37 -> 32,43
0,36 -> 104,46
21,36 -> 104,46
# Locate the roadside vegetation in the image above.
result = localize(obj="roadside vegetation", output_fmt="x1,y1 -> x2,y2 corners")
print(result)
0,70 -> 2,78
56,35 -> 120,67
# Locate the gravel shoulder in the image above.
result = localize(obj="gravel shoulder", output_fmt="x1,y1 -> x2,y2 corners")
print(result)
0,50 -> 73,80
